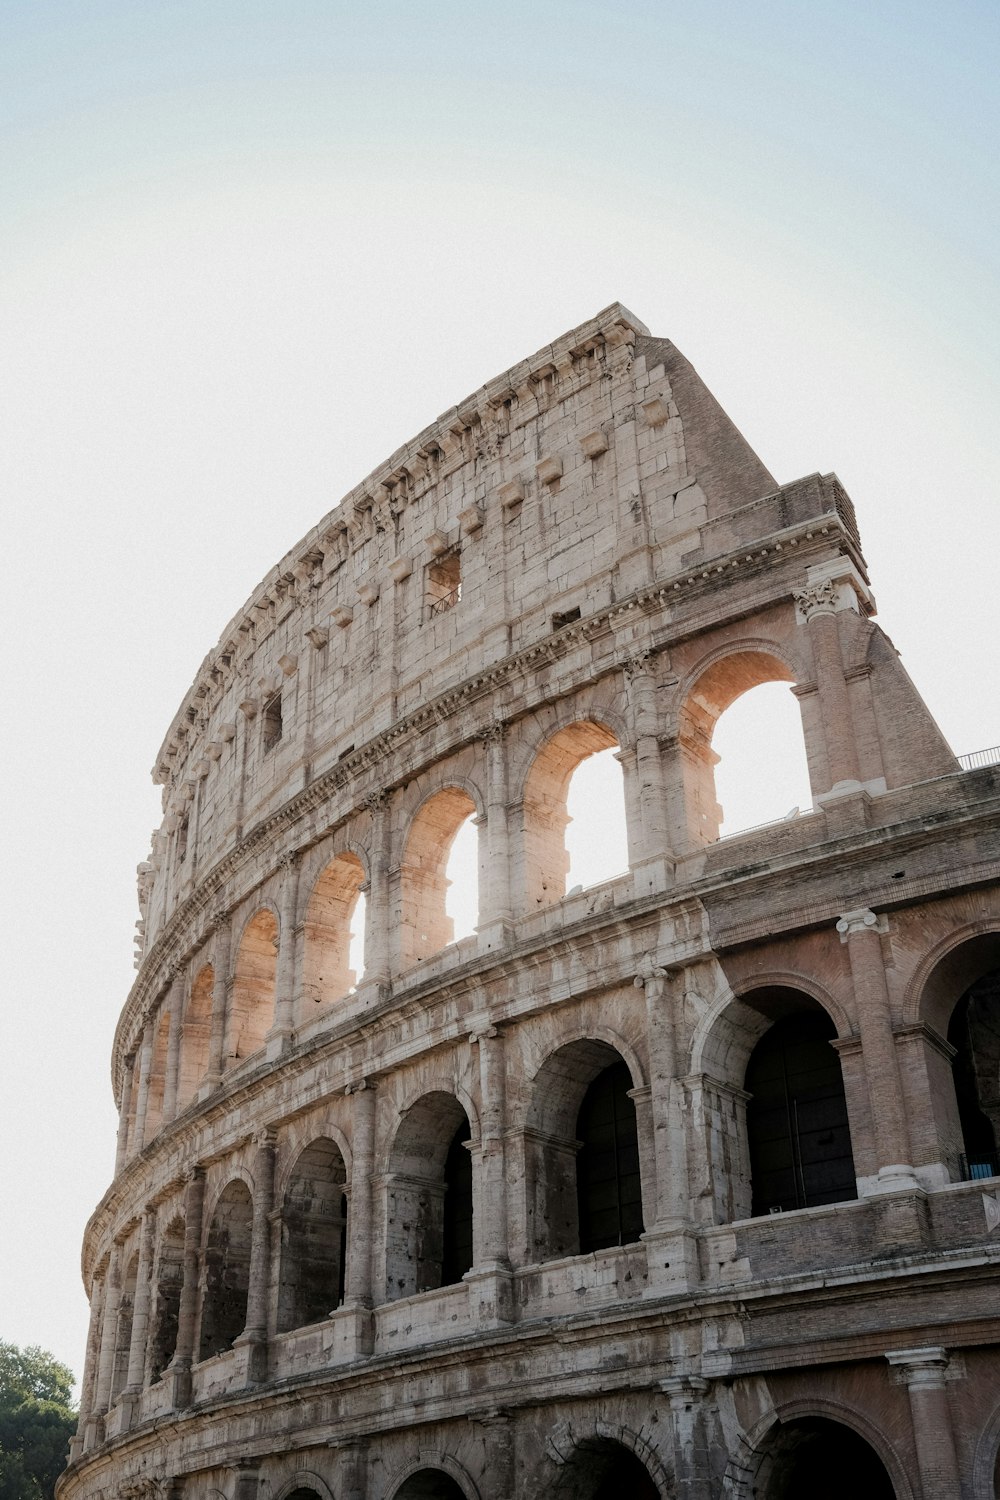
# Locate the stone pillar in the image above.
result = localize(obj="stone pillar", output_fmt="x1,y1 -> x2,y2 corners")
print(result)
241,1130 -> 276,1382
334,1437 -> 369,1500
74,1272 -> 105,1454
363,791 -> 391,986
793,570 -> 873,801
480,720 -> 513,937
204,912 -> 231,1090
114,1056 -> 135,1175
662,1377 -> 712,1500
624,652 -> 674,888
339,1082 -> 376,1356
635,956 -> 698,1290
166,1167 -> 205,1409
118,1208 -> 156,1429
92,1244 -> 122,1421
474,1410 -> 515,1500
886,1347 -> 962,1500
232,1463 -> 261,1500
268,854 -> 300,1054
837,910 -> 917,1190
162,972 -> 185,1124
131,1021 -> 155,1154
466,1027 -> 514,1326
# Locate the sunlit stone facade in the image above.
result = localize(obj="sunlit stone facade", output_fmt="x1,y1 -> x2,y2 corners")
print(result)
61,306 -> 1000,1500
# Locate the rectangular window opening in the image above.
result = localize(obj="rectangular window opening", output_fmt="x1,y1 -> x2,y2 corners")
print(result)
176,816 -> 189,865
552,606 -> 581,631
426,549 -> 462,617
262,691 -> 283,752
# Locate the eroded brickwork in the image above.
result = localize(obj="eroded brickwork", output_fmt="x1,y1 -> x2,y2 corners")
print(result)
61,306 -> 1000,1500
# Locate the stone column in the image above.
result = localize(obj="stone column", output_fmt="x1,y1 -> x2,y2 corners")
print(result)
114,1057 -> 135,1175
334,1437 -> 369,1500
363,792 -> 391,986
793,573 -> 870,800
92,1244 -> 122,1418
624,652 -> 674,887
635,956 -> 698,1289
74,1272 -> 105,1454
480,721 -> 513,936
886,1347 -> 962,1500
162,972 -> 185,1124
119,1208 -> 156,1428
268,855 -> 300,1053
339,1082 -> 377,1357
474,1409 -> 515,1500
662,1377 -> 712,1500
232,1463 -> 261,1500
204,912 -> 231,1090
131,1020 -> 155,1154
837,909 -> 917,1190
167,1167 -> 205,1409
240,1131 -> 276,1382
467,1027 -> 514,1325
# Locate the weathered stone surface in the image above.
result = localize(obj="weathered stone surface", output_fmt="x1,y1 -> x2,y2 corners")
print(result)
61,306 -> 1000,1500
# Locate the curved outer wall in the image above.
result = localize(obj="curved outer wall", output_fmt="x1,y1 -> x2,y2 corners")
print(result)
62,305 -> 1000,1500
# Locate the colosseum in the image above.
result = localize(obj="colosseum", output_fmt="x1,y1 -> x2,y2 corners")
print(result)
61,304 -> 1000,1500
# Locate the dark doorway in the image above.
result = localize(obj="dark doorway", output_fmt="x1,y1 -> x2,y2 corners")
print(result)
441,1124 -> 474,1286
552,1440 -> 660,1499
392,1470 -> 467,1499
948,968 -> 1000,1179
746,1011 -> 857,1216
576,1060 -> 644,1252
760,1416 -> 895,1499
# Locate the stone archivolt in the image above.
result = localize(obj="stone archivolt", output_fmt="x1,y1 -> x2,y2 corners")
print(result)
63,309 -> 1000,1500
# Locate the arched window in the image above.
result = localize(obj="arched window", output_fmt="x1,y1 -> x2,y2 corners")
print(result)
948,967 -> 1000,1179
149,1216 -> 185,1380
522,721 -> 626,908
277,1139 -> 348,1333
111,1254 -> 138,1401
385,1093 -> 473,1300
227,908 -> 278,1064
301,854 -> 367,1018
713,680 -> 812,836
576,1061 -> 644,1253
680,651 -> 808,845
199,1180 -> 253,1360
550,1439 -> 660,1500
745,1011 -> 857,1216
755,1416 -> 895,1499
400,789 -> 478,967
525,1040 -> 645,1263
177,964 -> 213,1112
391,1473 -> 468,1500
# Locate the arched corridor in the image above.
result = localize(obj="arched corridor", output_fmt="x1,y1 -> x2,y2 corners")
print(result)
755,1416 -> 896,1498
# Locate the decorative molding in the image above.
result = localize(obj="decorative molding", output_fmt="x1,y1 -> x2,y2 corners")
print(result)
793,577 -> 838,621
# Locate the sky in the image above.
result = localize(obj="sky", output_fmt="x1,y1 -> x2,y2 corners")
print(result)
1,1 -> 998,1389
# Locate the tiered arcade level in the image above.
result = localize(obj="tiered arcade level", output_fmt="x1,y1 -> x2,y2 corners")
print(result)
62,307 -> 1000,1500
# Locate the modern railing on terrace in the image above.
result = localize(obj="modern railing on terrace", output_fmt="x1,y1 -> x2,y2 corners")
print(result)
959,745 -> 1000,771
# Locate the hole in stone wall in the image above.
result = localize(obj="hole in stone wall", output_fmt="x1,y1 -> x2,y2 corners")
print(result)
713,681 -> 811,836
565,746 -> 628,890
262,691 -> 283,752
426,550 -> 461,616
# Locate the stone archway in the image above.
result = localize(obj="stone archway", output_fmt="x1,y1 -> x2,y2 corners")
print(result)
753,1415 -> 897,1498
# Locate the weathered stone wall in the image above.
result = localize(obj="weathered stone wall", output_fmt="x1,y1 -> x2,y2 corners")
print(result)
62,308 -> 1000,1500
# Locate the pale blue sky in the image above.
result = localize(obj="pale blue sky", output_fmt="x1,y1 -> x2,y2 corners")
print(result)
1,2 -> 997,1383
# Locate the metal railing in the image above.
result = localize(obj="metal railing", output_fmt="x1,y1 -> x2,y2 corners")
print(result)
428,588 -> 461,616
958,745 -> 1000,771
960,1151 -> 999,1182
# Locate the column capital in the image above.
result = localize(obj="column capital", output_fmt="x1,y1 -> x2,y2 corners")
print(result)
364,787 -> 389,814
886,1346 -> 953,1388
634,952 -> 674,998
622,648 -> 655,680
480,716 -> 509,747
660,1374 -> 710,1406
836,907 -> 884,939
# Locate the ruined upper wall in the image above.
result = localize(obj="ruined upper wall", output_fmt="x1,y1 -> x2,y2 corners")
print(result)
134,305 -> 864,958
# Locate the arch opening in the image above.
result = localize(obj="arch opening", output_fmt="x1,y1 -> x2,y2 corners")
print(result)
277,1137 -> 348,1333
400,788 -> 478,967
177,963 -> 213,1112
550,1438 -> 661,1499
523,721 -> 625,909
228,908 -> 278,1064
198,1179 -> 253,1361
385,1093 -> 473,1300
744,1003 -> 857,1217
680,651 -> 805,845
391,1471 -> 468,1500
149,1215 -> 185,1381
755,1416 -> 895,1499
301,853 -> 367,1018
526,1040 -> 644,1263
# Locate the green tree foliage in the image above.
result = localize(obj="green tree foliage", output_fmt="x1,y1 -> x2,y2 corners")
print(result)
0,1343 -> 76,1500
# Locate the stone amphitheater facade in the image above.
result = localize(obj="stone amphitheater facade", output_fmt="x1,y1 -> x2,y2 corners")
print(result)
60,305 -> 1000,1500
